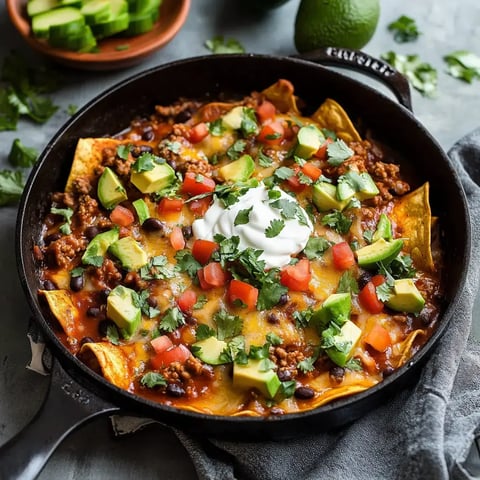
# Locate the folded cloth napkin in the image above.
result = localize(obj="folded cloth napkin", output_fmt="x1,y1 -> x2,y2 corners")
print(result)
169,129 -> 480,480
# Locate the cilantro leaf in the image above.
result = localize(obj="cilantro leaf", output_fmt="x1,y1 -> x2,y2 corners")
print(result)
140,372 -> 167,388
265,218 -> 285,238
174,250 -> 202,278
381,51 -> 437,97
67,104 -> 78,116
195,323 -> 216,341
208,118 -> 226,136
70,266 -> 84,278
226,139 -> 247,160
278,380 -> 296,398
132,290 -> 160,319
376,278 -> 394,303
240,107 -> 259,137
205,36 -> 245,54
234,206 -> 253,226
257,275 -> 288,311
258,148 -> 273,167
193,294 -> 208,310
293,307 -> 315,329
297,356 -> 316,374
273,166 -> 295,181
8,138 -> 37,167
303,236 -> 331,260
159,307 -> 185,333
116,144 -> 131,160
444,51 -> 480,84
337,270 -> 359,294
388,15 -> 421,43
140,255 -> 175,281
219,335 -> 247,364
378,253 -> 416,279
214,309 -> 243,341
321,210 -> 352,234
266,332 -> 283,346
0,87 -> 19,130
0,169 -> 24,205
327,139 -> 354,166
50,206 -> 73,235
132,152 -> 164,173
345,357 -> 363,371
106,324 -> 120,345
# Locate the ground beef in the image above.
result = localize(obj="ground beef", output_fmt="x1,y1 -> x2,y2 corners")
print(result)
91,258 -> 123,289
270,346 -> 306,379
123,271 -> 148,291
71,176 -> 93,195
76,195 -> 103,227
155,100 -> 202,120
51,192 -> 76,208
45,235 -> 88,269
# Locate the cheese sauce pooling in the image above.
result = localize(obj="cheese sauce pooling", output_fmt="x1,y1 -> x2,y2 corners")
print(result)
192,185 -> 313,269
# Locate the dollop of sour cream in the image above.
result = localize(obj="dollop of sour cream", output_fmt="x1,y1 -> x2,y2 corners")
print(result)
192,184 -> 313,269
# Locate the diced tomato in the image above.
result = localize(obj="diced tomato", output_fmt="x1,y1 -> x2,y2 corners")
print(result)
301,162 -> 322,181
158,197 -> 184,215
109,205 -> 135,227
150,344 -> 190,369
188,122 -> 209,143
332,242 -> 355,270
314,137 -> 334,160
284,165 -> 307,193
188,196 -> 211,217
280,258 -> 311,292
364,324 -> 392,352
227,279 -> 259,311
371,274 -> 386,287
177,290 -> 197,313
181,171 -> 216,196
358,281 -> 384,314
169,226 -> 185,251
202,262 -> 227,287
192,239 -> 219,264
150,335 -> 173,355
257,121 -> 285,146
256,100 -> 276,123
197,268 -> 210,290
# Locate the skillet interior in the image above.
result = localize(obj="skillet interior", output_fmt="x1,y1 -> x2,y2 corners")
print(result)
16,54 -> 470,439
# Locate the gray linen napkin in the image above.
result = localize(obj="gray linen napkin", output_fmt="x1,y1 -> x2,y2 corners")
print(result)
171,129 -> 480,480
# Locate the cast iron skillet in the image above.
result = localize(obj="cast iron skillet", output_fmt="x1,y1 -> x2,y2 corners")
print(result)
1,49 -> 471,480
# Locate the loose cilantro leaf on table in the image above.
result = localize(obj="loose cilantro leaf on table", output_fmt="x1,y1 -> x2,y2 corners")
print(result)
205,36 -> 245,54
444,51 -> 480,83
8,139 -> 38,168
388,15 -> 421,43
381,51 -> 437,97
67,104 -> 78,116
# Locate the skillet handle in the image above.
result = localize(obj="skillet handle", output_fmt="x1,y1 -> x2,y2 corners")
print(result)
0,359 -> 120,480
294,47 -> 413,111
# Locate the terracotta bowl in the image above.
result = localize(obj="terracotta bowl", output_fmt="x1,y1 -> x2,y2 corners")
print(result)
6,0 -> 191,70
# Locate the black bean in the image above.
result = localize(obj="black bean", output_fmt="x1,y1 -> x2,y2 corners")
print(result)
70,274 -> 84,292
277,293 -> 289,306
80,336 -> 95,346
267,313 -> 279,324
146,296 -> 158,308
98,319 -> 116,337
87,307 -> 101,318
84,225 -> 100,240
142,130 -> 155,142
358,271 -> 373,289
329,366 -> 345,384
184,314 -> 197,326
99,289 -> 111,300
131,145 -> 153,157
294,386 -> 315,400
382,366 -> 395,378
167,160 -> 177,170
43,280 -> 56,291
44,233 -> 62,244
174,109 -> 192,123
181,225 -> 193,239
166,383 -> 185,398
142,218 -> 165,233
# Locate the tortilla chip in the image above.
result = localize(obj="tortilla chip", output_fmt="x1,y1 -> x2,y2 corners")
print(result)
39,289 -> 78,337
79,342 -> 132,390
65,138 -> 122,193
392,329 -> 426,368
391,183 -> 435,272
310,384 -> 372,409
311,98 -> 362,143
262,79 -> 301,115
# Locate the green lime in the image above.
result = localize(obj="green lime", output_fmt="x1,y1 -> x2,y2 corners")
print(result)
294,0 -> 380,52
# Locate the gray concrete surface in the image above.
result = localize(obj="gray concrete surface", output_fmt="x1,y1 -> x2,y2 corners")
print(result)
0,0 -> 479,478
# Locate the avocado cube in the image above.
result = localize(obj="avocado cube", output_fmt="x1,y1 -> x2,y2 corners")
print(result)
97,167 -> 128,210
355,172 -> 380,200
222,106 -> 245,130
107,285 -> 141,337
233,359 -> 281,399
109,236 -> 148,271
130,162 -> 175,194
192,336 -> 229,365
372,213 -> 393,242
312,182 -> 349,212
386,279 -> 425,313
311,292 -> 351,333
324,320 -> 361,367
218,154 -> 255,182
355,238 -> 403,269
82,228 -> 119,266
295,125 -> 325,159
132,198 -> 150,225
